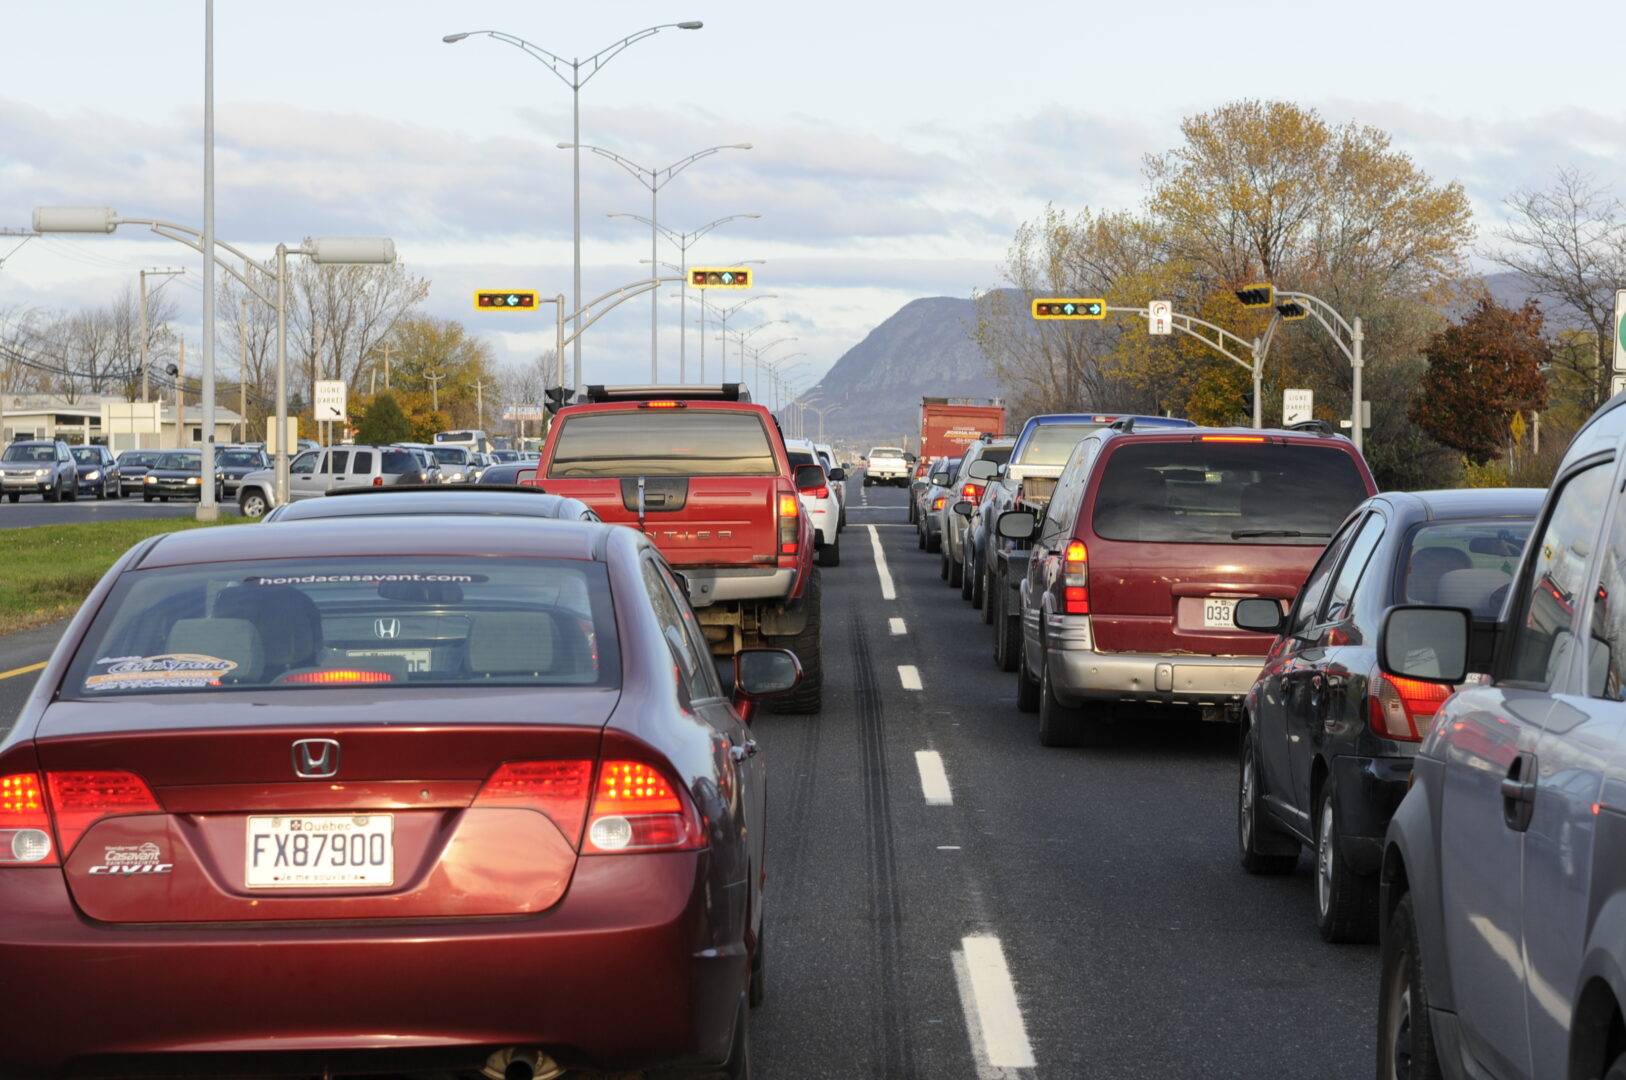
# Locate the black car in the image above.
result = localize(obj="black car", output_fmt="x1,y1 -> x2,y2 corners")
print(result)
141,450 -> 225,502
1,440 -> 78,503
261,485 -> 598,523
70,444 -> 120,499
214,447 -> 271,496
1233,487 -> 1543,942
475,461 -> 538,486
115,449 -> 162,496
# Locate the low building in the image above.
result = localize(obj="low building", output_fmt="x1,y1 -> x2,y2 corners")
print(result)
0,394 -> 242,450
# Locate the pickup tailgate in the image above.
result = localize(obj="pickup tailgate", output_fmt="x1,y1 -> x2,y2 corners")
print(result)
533,476 -> 779,568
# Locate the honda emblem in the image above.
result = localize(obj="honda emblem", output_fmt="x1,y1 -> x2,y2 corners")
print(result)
291,739 -> 341,779
374,617 -> 401,640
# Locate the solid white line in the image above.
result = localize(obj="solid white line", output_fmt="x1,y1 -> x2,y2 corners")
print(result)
889,617 -> 907,635
898,664 -> 922,691
915,750 -> 953,805
868,525 -> 896,600
957,936 -> 1036,1071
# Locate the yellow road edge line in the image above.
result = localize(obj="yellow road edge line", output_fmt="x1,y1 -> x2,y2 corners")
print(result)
0,661 -> 47,681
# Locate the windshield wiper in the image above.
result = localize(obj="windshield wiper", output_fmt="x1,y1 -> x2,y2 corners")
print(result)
1230,529 -> 1333,539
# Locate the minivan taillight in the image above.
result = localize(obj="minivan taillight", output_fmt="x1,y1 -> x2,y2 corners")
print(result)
584,761 -> 703,853
474,760 -> 594,847
1063,539 -> 1089,614
1369,673 -> 1452,742
45,771 -> 162,859
0,773 -> 55,865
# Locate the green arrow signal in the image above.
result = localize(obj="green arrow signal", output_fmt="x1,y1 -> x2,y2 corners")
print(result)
505,294 -> 519,306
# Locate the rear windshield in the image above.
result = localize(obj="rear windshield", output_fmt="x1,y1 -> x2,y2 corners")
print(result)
1403,519 -> 1533,616
869,447 -> 904,457
380,450 -> 420,474
1092,441 -> 1368,545
550,411 -> 778,477
979,446 -> 1013,466
1022,424 -> 1105,466
788,451 -> 818,468
62,556 -> 620,696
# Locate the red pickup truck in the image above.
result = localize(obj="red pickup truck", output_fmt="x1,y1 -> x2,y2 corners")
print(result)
534,385 -> 823,711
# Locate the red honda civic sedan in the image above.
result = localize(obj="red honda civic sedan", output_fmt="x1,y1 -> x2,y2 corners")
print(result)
0,515 -> 796,1079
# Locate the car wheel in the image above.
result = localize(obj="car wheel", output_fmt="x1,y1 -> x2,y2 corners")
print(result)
1238,726 -> 1299,875
863,477 -> 872,487
1377,892 -> 1442,1080
772,568 -> 822,714
949,549 -> 964,588
1315,786 -> 1380,943
995,579 -> 1020,673
94,480 -> 105,499
916,520 -> 926,550
6,492 -> 17,503
819,533 -> 840,567
143,493 -> 153,503
908,499 -> 917,524
959,548 -> 974,600
1604,1052 -> 1626,1080
926,525 -> 941,554
970,550 -> 985,610
44,484 -> 60,503
1038,651 -> 1109,747
980,561 -> 996,624
1015,629 -> 1040,713
239,490 -> 269,519
63,479 -> 77,502
159,496 -> 169,502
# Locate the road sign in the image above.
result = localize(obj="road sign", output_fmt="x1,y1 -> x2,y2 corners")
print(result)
1148,301 -> 1172,336
474,290 -> 539,310
1614,289 -> 1626,374
1510,411 -> 1528,444
502,404 -> 545,421
1032,299 -> 1106,319
1282,389 -> 1313,426
1613,374 -> 1626,398
689,268 -> 751,289
313,380 -> 346,422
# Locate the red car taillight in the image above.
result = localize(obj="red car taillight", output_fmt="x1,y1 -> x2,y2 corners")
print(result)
45,771 -> 162,859
474,760 -> 595,847
932,496 -> 947,511
779,492 -> 800,555
372,475 -> 384,487
1062,539 -> 1089,614
1,772 -> 55,865
962,482 -> 985,503
584,761 -> 703,853
1369,673 -> 1452,742
800,484 -> 830,499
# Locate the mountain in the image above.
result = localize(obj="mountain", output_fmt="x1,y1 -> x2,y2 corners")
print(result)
792,296 -> 999,448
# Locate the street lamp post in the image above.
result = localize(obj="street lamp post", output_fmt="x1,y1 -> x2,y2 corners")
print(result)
722,320 -> 788,383
569,143 -> 751,379
610,211 -> 760,380
33,207 -> 395,506
138,267 -> 184,404
743,338 -> 797,402
442,22 -> 703,393
697,286 -> 772,381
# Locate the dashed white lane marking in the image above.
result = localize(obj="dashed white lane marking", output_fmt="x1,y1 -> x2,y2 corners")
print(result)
898,664 -> 922,691
889,617 -> 907,635
914,750 -> 953,805
954,935 -> 1037,1073
938,845 -> 962,850
868,525 -> 896,599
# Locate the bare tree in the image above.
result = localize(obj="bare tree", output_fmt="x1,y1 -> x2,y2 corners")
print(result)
1491,167 -> 1626,408
285,261 -> 430,401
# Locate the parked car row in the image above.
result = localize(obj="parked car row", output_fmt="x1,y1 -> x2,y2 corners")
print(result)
907,399 -> 1626,1079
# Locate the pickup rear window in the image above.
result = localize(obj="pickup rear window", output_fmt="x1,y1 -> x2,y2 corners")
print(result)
1092,441 -> 1368,545
550,411 -> 778,477
1023,424 -> 1107,466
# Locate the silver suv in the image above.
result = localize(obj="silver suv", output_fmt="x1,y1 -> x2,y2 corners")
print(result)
235,444 -> 427,518
1375,394 -> 1626,1080
1,440 -> 78,502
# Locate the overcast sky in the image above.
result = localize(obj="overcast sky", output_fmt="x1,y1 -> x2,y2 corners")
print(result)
2,0 -> 1621,398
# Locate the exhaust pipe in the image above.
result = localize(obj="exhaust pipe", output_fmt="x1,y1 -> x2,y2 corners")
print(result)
481,1046 -> 565,1080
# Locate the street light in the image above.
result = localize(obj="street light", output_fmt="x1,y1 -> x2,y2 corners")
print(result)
566,143 -> 751,378
1237,286 -> 1366,451
33,207 -> 396,506
742,337 -> 797,402
721,319 -> 788,382
442,22 -> 703,393
609,210 -> 760,380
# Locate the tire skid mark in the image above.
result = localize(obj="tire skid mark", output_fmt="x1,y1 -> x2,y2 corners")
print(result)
852,617 -> 917,1080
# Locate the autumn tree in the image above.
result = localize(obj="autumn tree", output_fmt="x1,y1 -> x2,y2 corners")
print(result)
382,316 -> 497,433
1409,298 -> 1551,464
353,392 -> 412,444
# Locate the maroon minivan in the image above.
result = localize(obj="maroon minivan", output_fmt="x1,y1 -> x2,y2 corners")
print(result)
1000,426 -> 1377,746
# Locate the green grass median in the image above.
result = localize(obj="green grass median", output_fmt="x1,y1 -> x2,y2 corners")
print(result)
1,518 -> 243,636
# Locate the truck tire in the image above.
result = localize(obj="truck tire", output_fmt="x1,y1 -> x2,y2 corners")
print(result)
772,568 -> 822,714
239,488 -> 269,519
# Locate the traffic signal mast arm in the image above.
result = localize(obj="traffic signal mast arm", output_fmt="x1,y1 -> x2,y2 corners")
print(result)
1267,290 -> 1365,451
1103,304 -> 1274,429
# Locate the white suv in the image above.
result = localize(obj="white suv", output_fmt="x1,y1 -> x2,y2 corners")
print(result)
786,439 -> 845,567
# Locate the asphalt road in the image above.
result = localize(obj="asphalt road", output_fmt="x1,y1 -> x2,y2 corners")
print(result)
0,492 -> 242,529
0,475 -> 1378,1077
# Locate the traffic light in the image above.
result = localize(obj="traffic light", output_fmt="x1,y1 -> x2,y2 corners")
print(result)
474,290 -> 540,311
1275,301 -> 1308,320
1235,284 -> 1275,308
544,386 -> 571,415
689,267 -> 751,289
1032,298 -> 1106,319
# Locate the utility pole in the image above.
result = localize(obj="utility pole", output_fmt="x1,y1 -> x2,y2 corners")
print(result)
383,343 -> 392,391
139,267 -> 184,405
175,339 -> 186,448
426,370 -> 447,414
238,297 -> 247,443
472,379 -> 486,429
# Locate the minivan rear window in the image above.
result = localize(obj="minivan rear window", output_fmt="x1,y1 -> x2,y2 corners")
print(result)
1092,441 -> 1368,545
550,411 -> 777,477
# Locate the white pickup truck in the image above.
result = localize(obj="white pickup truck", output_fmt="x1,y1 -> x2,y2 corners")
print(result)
864,446 -> 910,487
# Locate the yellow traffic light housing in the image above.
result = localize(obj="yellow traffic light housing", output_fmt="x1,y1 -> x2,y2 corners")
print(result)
1275,302 -> 1308,321
1032,298 -> 1106,319
474,290 -> 540,311
689,267 -> 751,289
1235,284 -> 1275,308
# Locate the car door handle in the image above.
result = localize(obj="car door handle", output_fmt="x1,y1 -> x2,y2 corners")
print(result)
729,740 -> 758,763
1502,752 -> 1538,832
1500,777 -> 1536,803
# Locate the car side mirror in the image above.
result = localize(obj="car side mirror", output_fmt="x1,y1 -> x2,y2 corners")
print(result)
828,467 -> 847,482
996,510 -> 1039,540
730,647 -> 802,722
953,500 -> 975,517
930,472 -> 951,487
1232,598 -> 1286,635
794,464 -> 826,491
1379,606 -> 1470,684
967,459 -> 999,481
